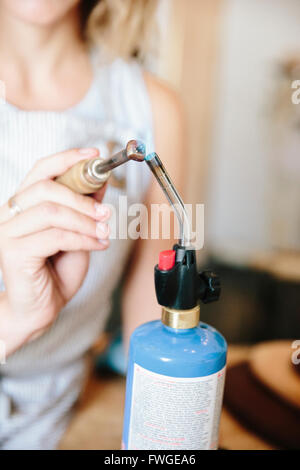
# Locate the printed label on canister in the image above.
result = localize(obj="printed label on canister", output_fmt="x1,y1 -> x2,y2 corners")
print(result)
128,364 -> 226,450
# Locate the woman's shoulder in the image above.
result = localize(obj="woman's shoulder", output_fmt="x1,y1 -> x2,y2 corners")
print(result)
144,71 -> 182,112
143,71 -> 184,141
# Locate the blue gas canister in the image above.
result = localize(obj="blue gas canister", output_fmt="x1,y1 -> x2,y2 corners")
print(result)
122,245 -> 227,450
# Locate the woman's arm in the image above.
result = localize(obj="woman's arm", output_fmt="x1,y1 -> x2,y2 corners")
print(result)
122,73 -> 186,349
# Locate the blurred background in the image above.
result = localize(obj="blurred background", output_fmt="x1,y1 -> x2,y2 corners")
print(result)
149,0 -> 300,343
104,0 -> 300,346
61,0 -> 300,450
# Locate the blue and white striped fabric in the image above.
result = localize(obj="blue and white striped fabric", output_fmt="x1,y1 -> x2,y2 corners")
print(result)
0,56 -> 154,449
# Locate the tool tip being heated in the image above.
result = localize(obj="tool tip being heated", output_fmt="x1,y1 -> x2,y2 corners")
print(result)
55,139 -> 146,194
126,140 -> 146,162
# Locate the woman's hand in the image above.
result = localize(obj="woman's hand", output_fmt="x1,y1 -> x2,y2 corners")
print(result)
0,148 -> 111,355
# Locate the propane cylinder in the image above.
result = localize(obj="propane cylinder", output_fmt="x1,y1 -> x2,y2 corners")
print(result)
122,246 -> 227,450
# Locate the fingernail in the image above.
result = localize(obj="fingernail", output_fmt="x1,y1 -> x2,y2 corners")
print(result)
95,203 -> 111,221
78,148 -> 98,156
96,222 -> 109,239
98,239 -> 109,247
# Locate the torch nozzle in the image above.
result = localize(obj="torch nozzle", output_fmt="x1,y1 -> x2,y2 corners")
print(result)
145,152 -> 191,248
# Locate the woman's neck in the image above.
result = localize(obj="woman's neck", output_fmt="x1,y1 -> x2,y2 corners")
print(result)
0,6 -> 93,110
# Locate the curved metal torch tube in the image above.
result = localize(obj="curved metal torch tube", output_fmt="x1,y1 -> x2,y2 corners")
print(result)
145,152 -> 191,248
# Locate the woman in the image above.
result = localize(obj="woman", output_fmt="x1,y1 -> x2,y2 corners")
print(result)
0,0 -> 185,449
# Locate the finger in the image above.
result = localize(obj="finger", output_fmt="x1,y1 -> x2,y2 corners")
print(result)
92,183 -> 108,203
0,180 -> 111,224
17,228 -> 110,258
19,147 -> 100,191
3,202 -> 110,240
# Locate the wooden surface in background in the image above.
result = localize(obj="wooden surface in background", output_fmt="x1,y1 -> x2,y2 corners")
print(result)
59,373 -> 125,450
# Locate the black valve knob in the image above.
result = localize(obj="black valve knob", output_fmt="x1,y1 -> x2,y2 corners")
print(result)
198,271 -> 221,304
154,246 -> 221,309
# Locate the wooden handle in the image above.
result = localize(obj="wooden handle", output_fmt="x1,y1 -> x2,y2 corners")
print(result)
55,159 -> 107,194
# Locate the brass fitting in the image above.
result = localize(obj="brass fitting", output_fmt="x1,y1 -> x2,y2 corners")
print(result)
55,158 -> 110,194
161,305 -> 200,329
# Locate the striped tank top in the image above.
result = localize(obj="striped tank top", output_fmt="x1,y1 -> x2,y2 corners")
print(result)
0,55 -> 154,449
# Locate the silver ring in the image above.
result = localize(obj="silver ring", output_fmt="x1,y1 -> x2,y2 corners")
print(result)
8,197 -> 22,217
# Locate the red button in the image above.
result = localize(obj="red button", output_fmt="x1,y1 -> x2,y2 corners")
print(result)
158,250 -> 176,271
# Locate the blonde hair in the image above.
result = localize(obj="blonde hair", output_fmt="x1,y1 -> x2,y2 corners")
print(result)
81,0 -> 159,62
